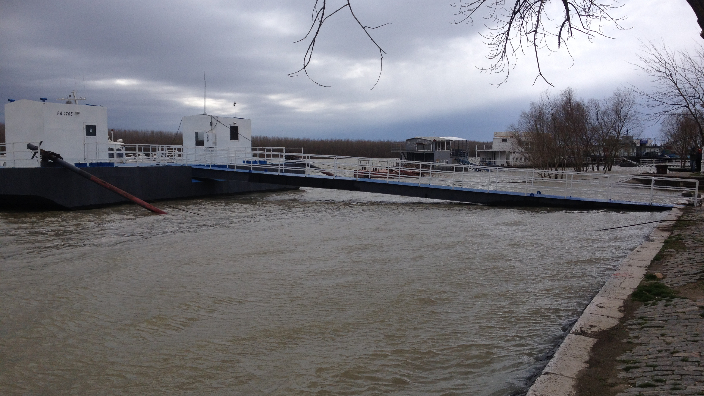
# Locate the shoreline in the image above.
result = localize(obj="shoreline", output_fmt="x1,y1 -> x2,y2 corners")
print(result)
525,207 -> 683,396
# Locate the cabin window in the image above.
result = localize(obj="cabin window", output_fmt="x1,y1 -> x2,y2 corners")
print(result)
501,138 -> 508,142
195,132 -> 205,147
85,125 -> 97,137
230,125 -> 239,140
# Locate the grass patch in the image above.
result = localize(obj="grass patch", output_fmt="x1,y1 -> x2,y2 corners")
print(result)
632,281 -> 678,302
644,273 -> 659,281
616,359 -> 639,364
653,234 -> 686,261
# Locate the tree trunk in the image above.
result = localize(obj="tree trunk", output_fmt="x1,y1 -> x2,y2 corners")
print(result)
688,0 -> 704,38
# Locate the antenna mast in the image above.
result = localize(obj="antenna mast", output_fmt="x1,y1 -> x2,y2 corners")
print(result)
58,90 -> 86,104
203,72 -> 206,115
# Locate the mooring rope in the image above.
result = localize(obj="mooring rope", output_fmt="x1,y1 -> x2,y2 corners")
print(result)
597,219 -> 697,231
163,205 -> 205,216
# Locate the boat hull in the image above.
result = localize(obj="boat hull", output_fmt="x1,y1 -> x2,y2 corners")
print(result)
0,165 -> 296,210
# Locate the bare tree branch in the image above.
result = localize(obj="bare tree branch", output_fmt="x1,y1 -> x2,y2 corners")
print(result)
452,0 -> 624,85
293,1 -> 704,88
290,0 -> 388,89
636,42 -> 704,143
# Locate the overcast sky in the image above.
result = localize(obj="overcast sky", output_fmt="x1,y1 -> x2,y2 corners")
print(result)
0,0 -> 700,141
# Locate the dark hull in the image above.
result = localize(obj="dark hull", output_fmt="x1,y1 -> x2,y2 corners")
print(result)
0,166 -> 296,210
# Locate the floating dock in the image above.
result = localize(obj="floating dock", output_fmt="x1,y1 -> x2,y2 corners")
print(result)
190,166 -> 676,211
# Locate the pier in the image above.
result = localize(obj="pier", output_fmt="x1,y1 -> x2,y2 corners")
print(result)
186,148 -> 700,211
2,143 -> 700,210
191,165 -> 673,211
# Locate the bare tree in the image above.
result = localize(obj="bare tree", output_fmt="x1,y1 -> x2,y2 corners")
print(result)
512,94 -> 564,171
512,89 -> 592,172
590,88 -> 640,171
637,42 -> 704,144
661,112 -> 701,168
512,88 -> 639,172
550,88 -> 593,171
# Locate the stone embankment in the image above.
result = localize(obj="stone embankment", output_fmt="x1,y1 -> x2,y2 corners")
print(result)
606,206 -> 704,395
528,206 -> 704,396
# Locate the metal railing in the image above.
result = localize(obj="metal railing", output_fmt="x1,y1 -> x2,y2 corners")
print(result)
2,142 -> 699,206
181,149 -> 699,207
0,142 -> 42,168
223,151 -> 700,207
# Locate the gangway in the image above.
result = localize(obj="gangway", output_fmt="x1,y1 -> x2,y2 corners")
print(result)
189,151 -> 701,211
4,142 -> 699,211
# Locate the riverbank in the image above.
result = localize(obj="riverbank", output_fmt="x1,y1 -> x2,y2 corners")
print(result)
576,205 -> 704,395
527,205 -> 704,395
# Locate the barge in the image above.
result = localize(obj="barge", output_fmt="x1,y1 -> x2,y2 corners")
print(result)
0,94 -> 294,210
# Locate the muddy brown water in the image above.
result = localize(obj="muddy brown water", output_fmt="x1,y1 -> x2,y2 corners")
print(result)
0,188 -> 666,395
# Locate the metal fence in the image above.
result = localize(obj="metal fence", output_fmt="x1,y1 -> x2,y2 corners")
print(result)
2,142 -> 699,206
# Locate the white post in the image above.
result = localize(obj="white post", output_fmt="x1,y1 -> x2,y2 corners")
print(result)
570,173 -> 574,197
606,174 -> 612,201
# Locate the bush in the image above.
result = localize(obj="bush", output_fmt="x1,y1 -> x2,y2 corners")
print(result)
631,281 -> 678,302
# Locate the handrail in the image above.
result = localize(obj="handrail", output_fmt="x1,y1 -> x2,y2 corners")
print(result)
2,142 -> 699,206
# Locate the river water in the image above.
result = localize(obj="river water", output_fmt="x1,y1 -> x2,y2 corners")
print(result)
0,188 -> 666,395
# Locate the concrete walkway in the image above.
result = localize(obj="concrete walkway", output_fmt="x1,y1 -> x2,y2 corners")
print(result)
527,206 -> 699,396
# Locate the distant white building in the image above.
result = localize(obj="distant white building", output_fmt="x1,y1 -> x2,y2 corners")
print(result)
4,94 -> 109,167
477,132 -> 526,166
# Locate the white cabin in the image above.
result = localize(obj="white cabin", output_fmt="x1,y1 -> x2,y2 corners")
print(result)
2,94 -> 255,168
181,114 -> 251,152
4,96 -> 108,167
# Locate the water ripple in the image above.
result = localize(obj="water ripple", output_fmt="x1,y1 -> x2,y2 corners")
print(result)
0,188 -> 666,395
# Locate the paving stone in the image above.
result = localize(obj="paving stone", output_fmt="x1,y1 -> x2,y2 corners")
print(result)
613,207 -> 704,395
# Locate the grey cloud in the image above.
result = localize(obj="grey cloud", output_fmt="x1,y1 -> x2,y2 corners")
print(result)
1,0 -> 699,141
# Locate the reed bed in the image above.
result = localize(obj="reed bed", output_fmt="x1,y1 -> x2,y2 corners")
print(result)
252,136 -> 405,158
0,124 -> 489,160
109,129 -> 182,145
